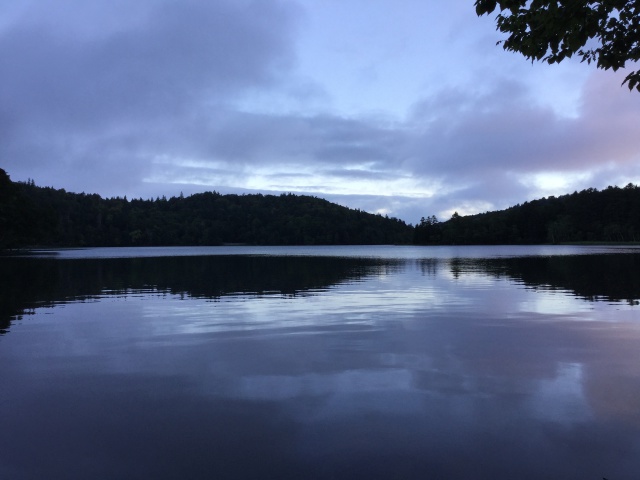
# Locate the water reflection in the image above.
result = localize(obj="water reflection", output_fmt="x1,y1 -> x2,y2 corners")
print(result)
0,255 -> 401,334
3,251 -> 640,334
1,248 -> 640,479
456,253 -> 640,305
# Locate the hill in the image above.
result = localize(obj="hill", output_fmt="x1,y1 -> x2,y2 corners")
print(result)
415,184 -> 640,245
0,169 -> 412,249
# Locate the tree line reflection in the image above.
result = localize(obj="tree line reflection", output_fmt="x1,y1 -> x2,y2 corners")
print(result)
0,255 -> 400,333
2,252 -> 639,334
446,253 -> 640,305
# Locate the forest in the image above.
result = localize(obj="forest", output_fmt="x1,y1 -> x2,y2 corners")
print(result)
3,167 -> 640,249
0,168 -> 412,249
414,184 -> 640,245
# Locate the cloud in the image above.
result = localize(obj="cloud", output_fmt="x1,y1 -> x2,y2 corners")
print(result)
399,70 -> 640,211
3,0 -> 298,113
1,0 -> 639,225
0,0 -> 300,177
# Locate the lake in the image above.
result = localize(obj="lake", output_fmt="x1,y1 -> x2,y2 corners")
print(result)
1,245 -> 640,479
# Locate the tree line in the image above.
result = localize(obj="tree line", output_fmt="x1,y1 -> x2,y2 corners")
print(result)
4,168 -> 640,249
415,184 -> 640,245
0,169 -> 412,249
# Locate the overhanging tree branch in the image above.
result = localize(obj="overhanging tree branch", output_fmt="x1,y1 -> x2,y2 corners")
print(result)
475,0 -> 640,91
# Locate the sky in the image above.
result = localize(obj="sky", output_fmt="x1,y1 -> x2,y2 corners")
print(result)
2,0 -> 640,225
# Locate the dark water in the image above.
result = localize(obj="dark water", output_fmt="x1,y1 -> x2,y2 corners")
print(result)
1,245 -> 640,479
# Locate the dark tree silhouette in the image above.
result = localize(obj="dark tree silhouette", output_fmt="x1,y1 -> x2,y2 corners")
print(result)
0,170 -> 413,249
416,184 -> 640,245
475,0 -> 640,91
414,215 -> 441,244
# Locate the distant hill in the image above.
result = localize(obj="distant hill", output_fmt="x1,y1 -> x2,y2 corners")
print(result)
415,184 -> 640,245
0,168 -> 412,249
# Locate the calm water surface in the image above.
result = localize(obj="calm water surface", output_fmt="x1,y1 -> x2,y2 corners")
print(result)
1,245 -> 640,479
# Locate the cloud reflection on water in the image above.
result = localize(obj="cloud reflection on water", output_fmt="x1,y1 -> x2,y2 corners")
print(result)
1,247 -> 640,479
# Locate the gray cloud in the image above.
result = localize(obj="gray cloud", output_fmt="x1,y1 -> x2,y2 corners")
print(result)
196,112 -> 406,167
2,1 -> 639,225
1,0 -> 299,179
409,73 -> 640,177
3,1 -> 297,118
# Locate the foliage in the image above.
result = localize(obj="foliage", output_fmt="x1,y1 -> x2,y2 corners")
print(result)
0,170 -> 55,249
413,215 -> 440,244
0,169 -> 413,248
475,0 -> 640,91
415,183 -> 640,245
